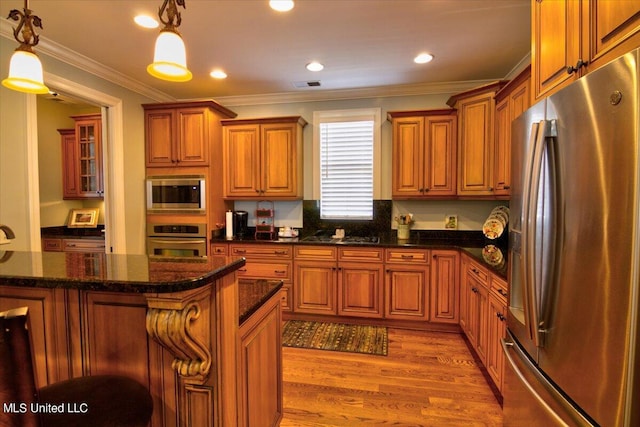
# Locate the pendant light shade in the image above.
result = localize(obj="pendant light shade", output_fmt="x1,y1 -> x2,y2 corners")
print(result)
147,29 -> 192,82
2,50 -> 48,94
147,0 -> 192,82
2,0 -> 49,94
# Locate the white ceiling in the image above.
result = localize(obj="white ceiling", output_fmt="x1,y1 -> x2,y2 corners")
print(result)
2,0 -> 531,103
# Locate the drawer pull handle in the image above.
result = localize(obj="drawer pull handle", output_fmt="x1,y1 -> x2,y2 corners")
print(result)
401,254 -> 414,259
498,289 -> 508,297
275,250 -> 287,255
238,268 -> 247,273
274,270 -> 287,274
235,249 -> 247,254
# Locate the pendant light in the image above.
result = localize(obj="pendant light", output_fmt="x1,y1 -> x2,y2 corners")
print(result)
2,0 -> 49,94
147,0 -> 192,82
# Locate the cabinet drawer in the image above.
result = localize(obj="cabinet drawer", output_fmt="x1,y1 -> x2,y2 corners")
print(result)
63,239 -> 106,252
490,274 -> 508,304
466,258 -> 489,286
211,244 -> 228,255
230,244 -> 292,259
338,247 -> 384,262
385,248 -> 430,264
293,245 -> 338,261
237,261 -> 291,280
42,238 -> 63,252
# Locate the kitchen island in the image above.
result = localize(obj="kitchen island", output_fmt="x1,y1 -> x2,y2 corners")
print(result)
0,251 -> 283,427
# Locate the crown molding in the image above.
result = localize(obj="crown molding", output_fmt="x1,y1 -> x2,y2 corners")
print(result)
207,79 -> 496,107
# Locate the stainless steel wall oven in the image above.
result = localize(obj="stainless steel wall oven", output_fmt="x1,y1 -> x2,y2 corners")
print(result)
146,223 -> 207,258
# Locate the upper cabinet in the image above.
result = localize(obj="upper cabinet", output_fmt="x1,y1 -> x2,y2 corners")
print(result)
143,101 -> 237,168
533,0 -> 640,100
388,109 -> 457,199
447,82 -> 507,198
222,116 -> 306,200
59,114 -> 103,199
493,66 -> 531,198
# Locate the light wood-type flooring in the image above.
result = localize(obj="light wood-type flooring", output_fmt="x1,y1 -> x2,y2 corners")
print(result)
280,328 -> 503,426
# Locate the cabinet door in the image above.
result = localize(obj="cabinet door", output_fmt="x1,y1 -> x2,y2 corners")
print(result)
294,261 -> 337,315
430,250 -> 459,324
145,109 -> 175,166
176,108 -> 209,165
487,292 -> 507,392
60,129 -> 79,198
459,256 -> 469,331
586,1 -> 640,74
425,115 -> 457,196
493,97 -> 510,198
385,265 -> 430,321
532,0 -> 581,99
75,118 -> 103,198
457,92 -> 495,196
392,117 -> 424,197
337,262 -> 384,318
223,124 -> 261,197
261,123 -> 299,198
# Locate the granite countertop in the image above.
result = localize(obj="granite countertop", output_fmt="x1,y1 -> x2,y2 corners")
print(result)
0,251 -> 245,293
215,230 -> 509,278
238,279 -> 283,324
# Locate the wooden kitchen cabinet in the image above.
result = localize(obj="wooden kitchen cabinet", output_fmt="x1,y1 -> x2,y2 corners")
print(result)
532,0 -> 640,100
337,247 -> 384,319
222,116 -> 306,200
486,274 -> 508,393
388,109 -> 457,199
293,245 -> 338,315
238,288 -> 283,427
447,82 -> 506,198
493,67 -> 531,198
430,250 -> 460,324
42,237 -> 105,254
143,101 -> 236,167
461,254 -> 490,364
230,243 -> 293,312
59,114 -> 103,199
384,248 -> 431,321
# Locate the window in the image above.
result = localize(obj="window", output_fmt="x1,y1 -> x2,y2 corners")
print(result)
313,108 -> 381,220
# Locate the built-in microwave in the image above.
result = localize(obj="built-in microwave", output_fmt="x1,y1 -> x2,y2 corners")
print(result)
146,175 -> 206,213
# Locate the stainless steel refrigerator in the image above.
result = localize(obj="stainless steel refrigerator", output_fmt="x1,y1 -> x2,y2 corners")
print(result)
503,48 -> 640,426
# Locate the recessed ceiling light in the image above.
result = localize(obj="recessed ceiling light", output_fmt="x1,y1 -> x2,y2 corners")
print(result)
270,0 -> 294,12
210,69 -> 228,79
134,14 -> 159,29
306,62 -> 324,72
414,53 -> 434,64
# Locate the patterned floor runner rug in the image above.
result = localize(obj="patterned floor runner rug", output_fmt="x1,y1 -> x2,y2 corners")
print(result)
282,320 -> 388,356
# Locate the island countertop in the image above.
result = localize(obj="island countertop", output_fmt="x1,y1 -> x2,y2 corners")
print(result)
0,251 -> 246,293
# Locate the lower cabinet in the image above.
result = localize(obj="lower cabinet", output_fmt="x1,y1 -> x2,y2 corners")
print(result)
384,248 -> 431,321
230,243 -> 293,312
460,252 -> 508,393
293,246 -> 384,318
42,237 -> 106,253
238,289 -> 283,427
430,250 -> 460,324
486,274 -> 508,393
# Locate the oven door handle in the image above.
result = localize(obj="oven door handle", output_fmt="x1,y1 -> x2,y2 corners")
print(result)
148,238 -> 207,245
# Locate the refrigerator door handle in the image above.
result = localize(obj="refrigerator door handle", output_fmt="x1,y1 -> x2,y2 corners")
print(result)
522,121 -> 546,347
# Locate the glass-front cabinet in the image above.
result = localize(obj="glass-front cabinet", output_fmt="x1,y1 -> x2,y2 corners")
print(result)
60,113 -> 103,199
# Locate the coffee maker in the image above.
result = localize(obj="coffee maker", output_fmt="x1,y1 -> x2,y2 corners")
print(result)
233,211 -> 249,238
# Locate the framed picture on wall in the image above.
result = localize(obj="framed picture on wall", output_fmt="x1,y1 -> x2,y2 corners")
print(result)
68,208 -> 100,228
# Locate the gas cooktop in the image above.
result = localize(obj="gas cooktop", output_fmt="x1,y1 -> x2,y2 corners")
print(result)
301,235 -> 380,244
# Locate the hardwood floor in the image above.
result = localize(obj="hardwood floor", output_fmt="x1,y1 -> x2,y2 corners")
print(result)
281,328 -> 503,426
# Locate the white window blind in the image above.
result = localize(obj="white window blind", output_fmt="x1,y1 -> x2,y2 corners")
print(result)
319,120 -> 374,219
